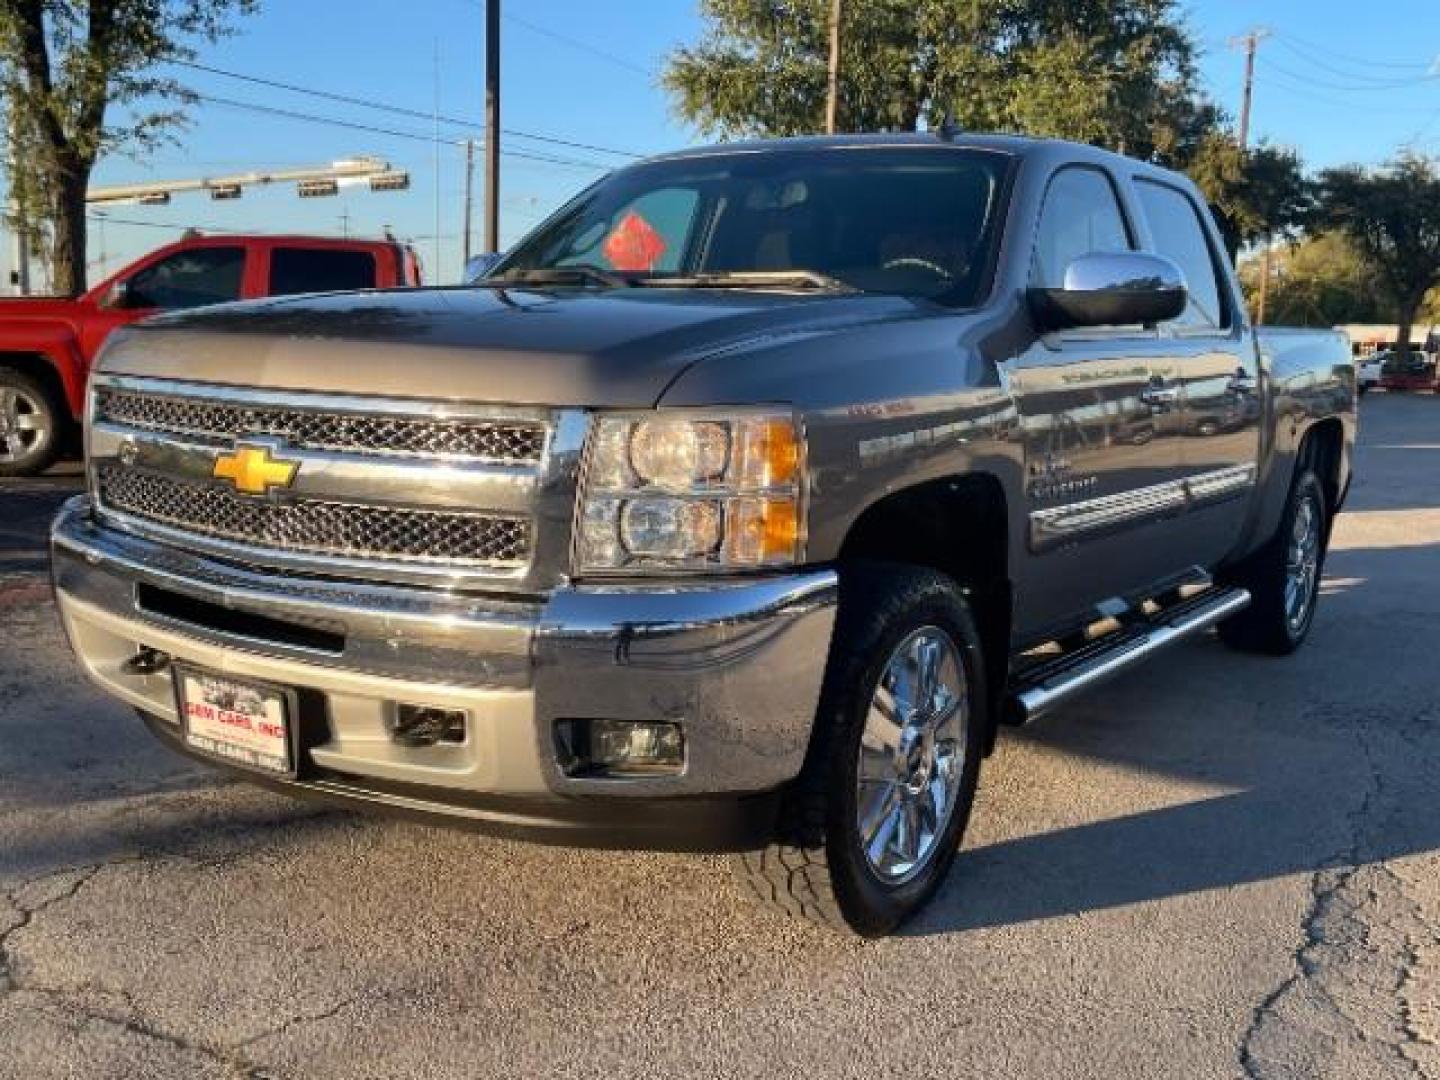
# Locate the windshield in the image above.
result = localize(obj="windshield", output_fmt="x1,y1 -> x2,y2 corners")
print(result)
494,147 -> 1011,305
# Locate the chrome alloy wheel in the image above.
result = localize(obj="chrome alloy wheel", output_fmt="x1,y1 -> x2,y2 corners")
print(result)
855,625 -> 968,884
1284,492 -> 1323,634
0,384 -> 48,464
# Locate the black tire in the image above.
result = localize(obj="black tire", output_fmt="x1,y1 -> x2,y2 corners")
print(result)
0,369 -> 63,477
734,562 -> 987,936
1219,468 -> 1328,655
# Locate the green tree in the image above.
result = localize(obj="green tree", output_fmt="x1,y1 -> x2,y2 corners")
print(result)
1187,138 -> 1311,259
663,0 -> 1310,266
1313,153 -> 1440,359
664,0 -> 1201,156
1237,233 -> 1390,327
0,0 -> 258,295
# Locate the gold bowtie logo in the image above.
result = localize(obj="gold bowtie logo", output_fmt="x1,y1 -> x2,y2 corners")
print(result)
212,444 -> 300,496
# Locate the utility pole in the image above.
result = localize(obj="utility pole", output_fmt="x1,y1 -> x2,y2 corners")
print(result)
1231,27 -> 1271,321
484,0 -> 501,253
1234,29 -> 1269,151
462,139 -> 475,263
825,0 -> 842,134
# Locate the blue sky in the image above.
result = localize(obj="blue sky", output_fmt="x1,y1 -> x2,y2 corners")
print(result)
6,0 -> 1440,286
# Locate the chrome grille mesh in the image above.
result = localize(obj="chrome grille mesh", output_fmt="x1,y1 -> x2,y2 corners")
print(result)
97,465 -> 530,567
95,387 -> 546,463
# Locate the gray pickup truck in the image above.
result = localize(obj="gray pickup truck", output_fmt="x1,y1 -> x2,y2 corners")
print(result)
52,133 -> 1354,936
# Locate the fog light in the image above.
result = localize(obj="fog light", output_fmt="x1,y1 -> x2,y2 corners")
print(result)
555,719 -> 685,776
120,647 -> 171,676
388,704 -> 467,747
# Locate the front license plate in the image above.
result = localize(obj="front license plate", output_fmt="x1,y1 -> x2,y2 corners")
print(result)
176,669 -> 293,776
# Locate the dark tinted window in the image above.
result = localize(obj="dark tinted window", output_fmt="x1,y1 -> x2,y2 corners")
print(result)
1135,180 -> 1226,329
126,247 -> 245,309
499,148 -> 1011,305
269,248 -> 378,296
1031,168 -> 1132,288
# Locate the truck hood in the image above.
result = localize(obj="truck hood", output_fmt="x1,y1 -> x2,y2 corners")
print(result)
101,286 -> 923,408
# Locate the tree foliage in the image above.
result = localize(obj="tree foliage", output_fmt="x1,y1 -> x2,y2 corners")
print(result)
0,0 -> 258,294
1237,233 -> 1392,328
663,0 -> 1311,263
1188,139 -> 1311,258
664,0 -> 1202,158
1313,153 -> 1440,357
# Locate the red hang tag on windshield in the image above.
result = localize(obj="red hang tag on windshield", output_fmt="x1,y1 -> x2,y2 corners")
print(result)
603,210 -> 668,272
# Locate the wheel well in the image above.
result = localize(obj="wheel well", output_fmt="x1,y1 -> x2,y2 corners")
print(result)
0,353 -> 68,415
838,475 -> 1011,746
1299,418 -> 1344,513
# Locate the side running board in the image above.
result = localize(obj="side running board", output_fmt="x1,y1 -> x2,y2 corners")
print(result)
1007,586 -> 1251,724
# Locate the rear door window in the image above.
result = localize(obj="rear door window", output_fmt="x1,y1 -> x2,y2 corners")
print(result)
268,248 -> 379,296
1134,180 -> 1228,330
125,247 -> 246,309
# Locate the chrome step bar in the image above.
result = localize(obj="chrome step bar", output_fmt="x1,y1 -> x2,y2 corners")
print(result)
1009,586 -> 1251,723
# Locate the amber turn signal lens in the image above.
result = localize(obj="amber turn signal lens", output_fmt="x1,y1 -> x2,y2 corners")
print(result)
726,497 -> 801,565
732,416 -> 801,489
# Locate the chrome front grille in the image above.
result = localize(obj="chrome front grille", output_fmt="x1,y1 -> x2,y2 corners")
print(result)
87,376 -> 585,591
95,386 -> 546,463
97,464 -> 530,567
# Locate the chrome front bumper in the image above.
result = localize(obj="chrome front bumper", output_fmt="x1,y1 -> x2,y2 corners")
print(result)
50,497 -> 838,848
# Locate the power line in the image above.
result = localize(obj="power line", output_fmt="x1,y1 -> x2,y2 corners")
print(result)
1273,37 -> 1437,88
1254,61 -> 1440,114
1273,31 -> 1440,74
498,8 -> 652,77
1264,44 -> 1440,93
193,93 -> 614,170
173,59 -> 644,160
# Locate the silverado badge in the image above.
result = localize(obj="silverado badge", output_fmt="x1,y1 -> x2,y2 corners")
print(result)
212,444 -> 299,496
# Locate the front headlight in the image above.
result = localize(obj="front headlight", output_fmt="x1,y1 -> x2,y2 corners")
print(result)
577,411 -> 805,573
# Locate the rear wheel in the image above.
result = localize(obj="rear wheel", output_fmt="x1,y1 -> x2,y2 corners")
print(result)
0,370 -> 62,477
734,563 -> 987,936
1219,468 -> 1328,655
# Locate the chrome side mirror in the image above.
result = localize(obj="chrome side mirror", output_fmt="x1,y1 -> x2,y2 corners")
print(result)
463,253 -> 504,284
1029,251 -> 1187,331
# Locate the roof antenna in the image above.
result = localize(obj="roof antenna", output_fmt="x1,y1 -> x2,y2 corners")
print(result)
936,112 -> 963,141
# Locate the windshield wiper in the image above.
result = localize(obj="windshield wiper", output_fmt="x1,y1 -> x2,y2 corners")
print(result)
636,270 -> 856,293
489,264 -> 636,289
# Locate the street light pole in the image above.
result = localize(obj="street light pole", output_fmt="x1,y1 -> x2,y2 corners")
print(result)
484,0 -> 501,253
463,138 -> 475,263
5,114 -> 31,296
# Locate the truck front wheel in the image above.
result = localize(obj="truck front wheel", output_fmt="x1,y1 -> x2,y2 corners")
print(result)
0,369 -> 62,477
734,563 -> 987,936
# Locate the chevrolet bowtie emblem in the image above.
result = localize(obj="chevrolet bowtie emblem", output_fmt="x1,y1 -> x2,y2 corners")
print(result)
212,444 -> 300,496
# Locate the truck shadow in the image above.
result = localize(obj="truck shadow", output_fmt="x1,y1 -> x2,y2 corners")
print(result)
905,538 -> 1440,938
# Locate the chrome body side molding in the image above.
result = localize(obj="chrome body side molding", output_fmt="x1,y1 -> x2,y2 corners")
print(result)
1029,464 -> 1257,552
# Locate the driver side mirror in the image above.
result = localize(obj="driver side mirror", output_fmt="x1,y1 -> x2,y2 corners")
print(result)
1028,252 -> 1187,332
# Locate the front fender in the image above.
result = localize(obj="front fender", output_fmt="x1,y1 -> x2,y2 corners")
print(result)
0,323 -> 87,415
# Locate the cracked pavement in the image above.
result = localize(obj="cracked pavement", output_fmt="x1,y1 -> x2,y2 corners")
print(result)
1,397 -> 1438,1079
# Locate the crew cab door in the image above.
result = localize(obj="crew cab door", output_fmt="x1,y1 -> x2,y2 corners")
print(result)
1129,178 -> 1261,568
1007,165 -> 1194,635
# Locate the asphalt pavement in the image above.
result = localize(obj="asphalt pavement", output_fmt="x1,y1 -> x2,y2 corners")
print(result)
1,397 -> 1437,1079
